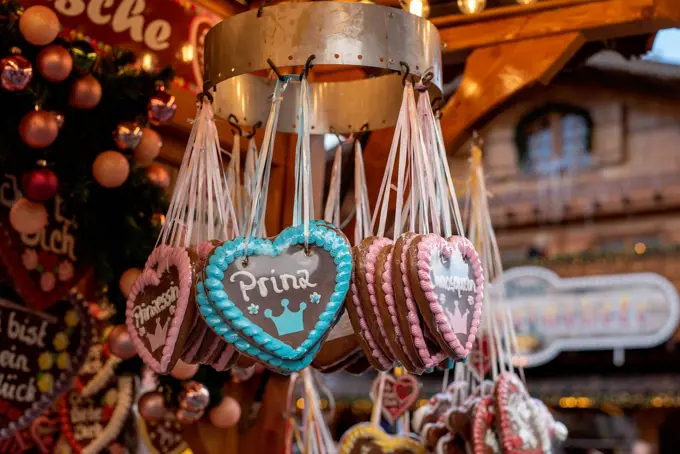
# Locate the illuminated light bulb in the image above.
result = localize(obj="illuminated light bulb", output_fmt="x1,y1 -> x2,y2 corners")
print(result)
457,0 -> 486,14
181,43 -> 194,63
402,0 -> 429,17
140,53 -> 157,72
516,0 -> 537,4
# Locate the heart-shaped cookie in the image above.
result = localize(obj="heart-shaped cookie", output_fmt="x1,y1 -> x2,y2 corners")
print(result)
126,246 -> 198,374
312,312 -> 361,371
412,392 -> 454,435
494,373 -> 544,454
138,413 -> 188,454
202,223 -> 351,361
0,290 -> 91,439
471,396 -> 500,454
339,423 -> 424,454
369,374 -> 419,425
408,234 -> 483,360
0,174 -> 87,311
59,376 -> 134,454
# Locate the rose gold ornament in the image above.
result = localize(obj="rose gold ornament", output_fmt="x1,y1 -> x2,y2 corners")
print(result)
108,325 -> 137,359
19,6 -> 60,46
146,163 -> 170,189
113,121 -> 143,150
37,45 -> 73,83
138,392 -> 166,422
92,151 -> 130,188
133,127 -> 163,165
9,198 -> 48,234
170,360 -> 199,380
19,110 -> 59,149
119,268 -> 142,298
1,49 -> 32,92
179,381 -> 210,412
70,75 -> 102,110
209,397 -> 241,428
147,88 -> 176,125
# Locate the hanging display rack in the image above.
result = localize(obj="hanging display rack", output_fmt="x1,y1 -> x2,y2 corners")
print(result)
204,1 -> 443,134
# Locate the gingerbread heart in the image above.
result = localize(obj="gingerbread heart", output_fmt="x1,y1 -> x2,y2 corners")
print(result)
494,373 -> 544,454
0,174 -> 87,311
126,246 -> 198,374
201,222 -> 351,362
412,392 -> 454,435
369,374 -> 419,425
408,234 -> 483,360
60,375 -> 134,454
339,423 -> 424,454
0,290 -> 91,439
138,413 -> 188,454
471,396 -> 500,454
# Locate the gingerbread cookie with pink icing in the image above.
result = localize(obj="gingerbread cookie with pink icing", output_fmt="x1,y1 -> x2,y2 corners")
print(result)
471,397 -> 500,454
374,242 -> 424,374
126,246 -> 199,374
407,234 -> 483,361
494,373 -> 544,454
392,233 -> 446,370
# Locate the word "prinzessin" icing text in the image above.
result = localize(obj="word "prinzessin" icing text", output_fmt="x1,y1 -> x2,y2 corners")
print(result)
434,275 -> 476,298
132,286 -> 178,327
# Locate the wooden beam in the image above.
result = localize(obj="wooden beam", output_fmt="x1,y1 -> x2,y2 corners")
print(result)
435,0 -> 678,63
440,32 -> 585,150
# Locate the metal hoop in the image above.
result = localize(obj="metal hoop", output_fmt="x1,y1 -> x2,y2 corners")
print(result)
204,1 -> 443,134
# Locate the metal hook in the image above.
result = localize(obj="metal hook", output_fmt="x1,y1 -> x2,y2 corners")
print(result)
359,123 -> 369,133
266,58 -> 285,82
228,114 -> 242,136
196,80 -> 214,103
256,0 -> 268,18
245,121 -> 262,139
329,126 -> 343,146
300,54 -> 316,80
418,69 -> 434,91
431,96 -> 443,119
399,61 -> 410,86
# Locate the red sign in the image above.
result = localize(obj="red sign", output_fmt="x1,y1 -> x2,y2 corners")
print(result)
22,0 -> 221,92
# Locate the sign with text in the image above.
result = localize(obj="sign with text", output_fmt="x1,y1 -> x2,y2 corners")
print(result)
493,266 -> 680,367
23,0 -> 221,91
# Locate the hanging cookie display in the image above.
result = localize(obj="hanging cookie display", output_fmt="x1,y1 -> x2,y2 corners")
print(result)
368,373 -> 420,426
339,424 -> 424,454
138,412 -> 190,454
0,289 -> 92,439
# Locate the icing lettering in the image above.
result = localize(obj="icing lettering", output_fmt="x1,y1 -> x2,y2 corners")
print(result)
7,312 -> 48,348
132,285 -> 178,327
0,346 -> 30,373
80,345 -> 103,375
0,374 -> 37,402
434,275 -> 476,298
53,0 -> 172,51
230,270 -> 317,302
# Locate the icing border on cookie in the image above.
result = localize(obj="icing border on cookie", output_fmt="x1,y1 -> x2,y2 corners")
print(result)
126,245 -> 193,374
203,222 -> 351,360
365,237 -> 397,360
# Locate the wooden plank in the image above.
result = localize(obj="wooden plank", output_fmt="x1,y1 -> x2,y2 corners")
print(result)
440,32 -> 586,149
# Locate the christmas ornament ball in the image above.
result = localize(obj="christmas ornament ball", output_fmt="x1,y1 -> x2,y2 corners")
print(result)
9,198 -> 48,234
146,163 -> 170,189
19,6 -> 60,46
92,151 -> 130,188
133,127 -> 162,165
108,325 -> 137,359
70,75 -> 102,110
170,360 -> 199,380
114,122 -> 143,150
119,268 -> 142,298
209,397 -> 241,428
1,52 -> 33,91
22,168 -> 58,202
138,392 -> 166,422
19,110 -> 59,149
37,45 -> 73,83
147,89 -> 177,125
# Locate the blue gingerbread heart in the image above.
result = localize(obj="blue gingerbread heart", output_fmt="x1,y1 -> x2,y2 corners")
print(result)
200,222 -> 352,361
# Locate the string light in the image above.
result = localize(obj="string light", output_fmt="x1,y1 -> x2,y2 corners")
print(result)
402,0 -> 429,17
516,0 -> 537,4
140,53 -> 157,72
181,43 -> 195,63
457,0 -> 486,15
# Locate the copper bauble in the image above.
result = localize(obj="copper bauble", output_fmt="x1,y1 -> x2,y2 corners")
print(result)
113,121 -> 143,150
209,397 -> 241,428
92,151 -> 130,188
19,6 -> 60,46
19,110 -> 59,149
147,89 -> 176,125
179,381 -> 210,412
170,360 -> 199,381
37,45 -> 73,83
21,168 -> 58,202
1,52 -> 32,92
146,163 -> 170,189
9,198 -> 48,234
118,268 -> 141,298
138,392 -> 166,422
108,325 -> 137,359
133,127 -> 162,165
70,75 -> 102,110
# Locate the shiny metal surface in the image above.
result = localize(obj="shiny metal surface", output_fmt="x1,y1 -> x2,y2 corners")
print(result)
205,1 -> 442,133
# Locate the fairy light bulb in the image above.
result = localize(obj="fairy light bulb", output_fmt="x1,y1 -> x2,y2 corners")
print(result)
181,43 -> 194,63
457,0 -> 486,14
516,0 -> 537,4
409,0 -> 424,16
